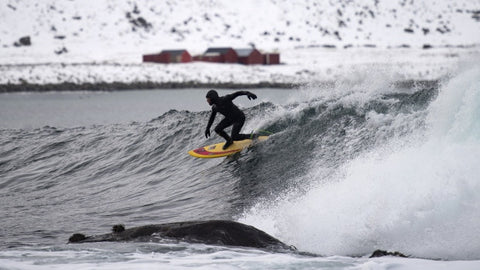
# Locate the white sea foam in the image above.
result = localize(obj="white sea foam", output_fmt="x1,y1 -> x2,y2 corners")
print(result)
241,66 -> 480,260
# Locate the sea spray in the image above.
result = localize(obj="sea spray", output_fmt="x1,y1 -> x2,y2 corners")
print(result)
240,67 -> 480,260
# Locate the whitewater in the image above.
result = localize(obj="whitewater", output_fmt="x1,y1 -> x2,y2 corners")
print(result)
0,63 -> 479,269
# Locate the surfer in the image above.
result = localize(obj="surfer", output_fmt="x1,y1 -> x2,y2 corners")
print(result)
205,89 -> 257,149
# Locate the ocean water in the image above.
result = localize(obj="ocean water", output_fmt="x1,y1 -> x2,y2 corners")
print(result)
1,67 -> 479,269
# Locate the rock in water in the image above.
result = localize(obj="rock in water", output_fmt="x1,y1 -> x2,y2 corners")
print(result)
69,220 -> 292,250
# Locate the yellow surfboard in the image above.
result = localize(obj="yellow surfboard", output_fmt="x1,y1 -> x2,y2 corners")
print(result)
188,136 -> 269,158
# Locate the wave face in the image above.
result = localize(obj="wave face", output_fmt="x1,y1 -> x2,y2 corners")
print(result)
1,68 -> 479,261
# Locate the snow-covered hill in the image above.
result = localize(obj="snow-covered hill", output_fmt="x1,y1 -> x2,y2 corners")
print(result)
1,0 -> 479,87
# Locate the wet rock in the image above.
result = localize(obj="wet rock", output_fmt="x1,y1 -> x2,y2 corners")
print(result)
69,220 -> 293,251
68,233 -> 86,242
112,224 -> 125,233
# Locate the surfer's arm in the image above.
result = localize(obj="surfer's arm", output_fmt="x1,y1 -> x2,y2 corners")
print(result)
227,91 -> 257,101
205,109 -> 216,138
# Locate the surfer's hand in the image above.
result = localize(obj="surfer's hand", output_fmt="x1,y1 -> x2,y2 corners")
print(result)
205,129 -> 210,138
247,92 -> 257,100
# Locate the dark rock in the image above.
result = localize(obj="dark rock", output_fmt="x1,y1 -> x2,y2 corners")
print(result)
370,249 -> 408,258
472,10 -> 480,21
14,36 -> 31,47
334,31 -> 341,40
135,17 -> 150,28
112,224 -> 125,233
322,44 -> 336,48
55,47 -> 68,55
132,4 -> 140,14
69,233 -> 86,242
126,8 -> 152,31
68,220 -> 293,251
20,36 -> 31,46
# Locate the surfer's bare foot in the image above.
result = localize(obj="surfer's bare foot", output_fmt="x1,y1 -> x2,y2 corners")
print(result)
223,140 -> 233,150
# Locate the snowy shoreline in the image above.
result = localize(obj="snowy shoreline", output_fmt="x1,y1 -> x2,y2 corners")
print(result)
0,81 -> 297,92
0,81 -> 440,92
0,78 -> 440,92
1,47 -> 478,92
2,0 -> 479,92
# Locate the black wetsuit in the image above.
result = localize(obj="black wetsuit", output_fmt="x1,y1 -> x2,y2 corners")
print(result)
205,90 -> 257,146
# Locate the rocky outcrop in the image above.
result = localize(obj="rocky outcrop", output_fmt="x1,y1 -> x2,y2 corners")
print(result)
69,220 -> 294,251
13,36 -> 31,47
370,249 -> 408,258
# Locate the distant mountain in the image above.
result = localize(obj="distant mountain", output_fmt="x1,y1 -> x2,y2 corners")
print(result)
1,0 -> 479,62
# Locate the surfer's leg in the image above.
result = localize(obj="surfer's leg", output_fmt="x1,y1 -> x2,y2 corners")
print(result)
231,116 -> 250,141
215,118 -> 233,148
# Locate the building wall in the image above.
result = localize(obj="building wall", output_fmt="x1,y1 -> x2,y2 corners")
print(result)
223,50 -> 238,63
143,53 -> 169,63
173,52 -> 192,63
238,49 -> 263,65
263,53 -> 280,65
193,55 -> 222,63
144,51 -> 192,63
182,52 -> 192,62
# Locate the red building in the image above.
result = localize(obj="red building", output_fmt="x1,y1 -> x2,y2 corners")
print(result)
143,49 -> 192,63
263,53 -> 280,65
195,47 -> 238,63
193,52 -> 222,63
235,48 -> 263,65
144,47 -> 280,65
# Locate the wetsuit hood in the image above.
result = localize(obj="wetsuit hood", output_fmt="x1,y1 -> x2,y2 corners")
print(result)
206,89 -> 219,102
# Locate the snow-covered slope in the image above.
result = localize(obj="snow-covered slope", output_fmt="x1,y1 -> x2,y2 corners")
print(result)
1,0 -> 479,87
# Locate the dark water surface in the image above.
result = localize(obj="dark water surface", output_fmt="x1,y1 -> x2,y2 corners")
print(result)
0,89 -> 291,129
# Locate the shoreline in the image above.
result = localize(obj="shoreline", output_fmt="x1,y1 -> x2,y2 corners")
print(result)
0,80 -> 439,92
